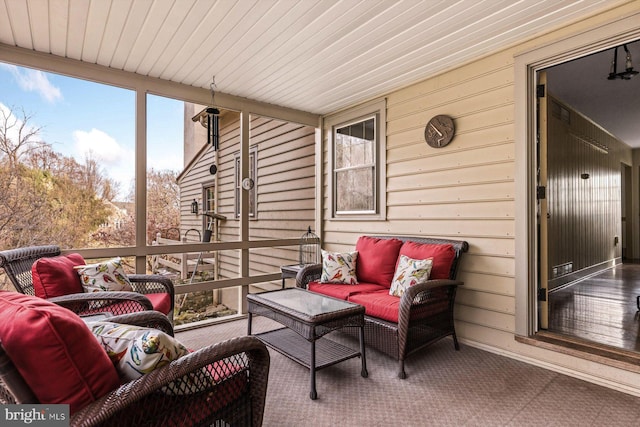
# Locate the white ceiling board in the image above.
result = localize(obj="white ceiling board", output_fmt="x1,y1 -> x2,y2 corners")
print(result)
48,0 -> 69,58
96,1 -> 133,66
5,0 -> 32,49
65,0 -> 90,61
81,0 -> 112,64
220,0 -> 326,92
0,0 -> 628,120
108,0 -> 152,70
28,0 -> 51,53
0,2 -> 13,50
174,0 -> 275,85
149,0 -> 225,80
206,1 -> 322,88
143,0 -> 207,78
133,1 -> 192,75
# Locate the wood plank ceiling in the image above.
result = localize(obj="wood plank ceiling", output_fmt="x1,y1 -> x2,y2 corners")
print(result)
0,0 -> 626,115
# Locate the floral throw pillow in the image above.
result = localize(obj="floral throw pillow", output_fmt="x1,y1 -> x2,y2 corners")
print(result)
320,250 -> 358,284
389,255 -> 433,297
89,321 -> 189,382
75,257 -> 134,293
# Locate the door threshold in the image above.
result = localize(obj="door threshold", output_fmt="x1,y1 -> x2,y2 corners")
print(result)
516,331 -> 640,374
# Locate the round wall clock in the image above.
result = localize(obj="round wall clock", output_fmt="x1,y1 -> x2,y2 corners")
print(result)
424,115 -> 455,148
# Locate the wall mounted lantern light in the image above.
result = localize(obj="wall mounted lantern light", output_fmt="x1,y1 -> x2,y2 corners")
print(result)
191,199 -> 199,215
607,44 -> 639,80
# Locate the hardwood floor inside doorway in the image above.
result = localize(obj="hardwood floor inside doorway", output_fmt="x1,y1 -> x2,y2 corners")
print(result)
548,262 -> 640,352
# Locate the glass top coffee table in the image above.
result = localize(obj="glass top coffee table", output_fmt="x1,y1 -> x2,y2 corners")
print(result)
247,288 -> 368,400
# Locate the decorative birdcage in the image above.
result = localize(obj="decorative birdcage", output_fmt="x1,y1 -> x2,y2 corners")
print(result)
299,226 -> 320,265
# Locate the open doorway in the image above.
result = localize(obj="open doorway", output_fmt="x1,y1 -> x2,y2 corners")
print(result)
536,39 -> 640,352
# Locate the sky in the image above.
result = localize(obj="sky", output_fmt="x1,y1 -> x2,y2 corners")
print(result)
0,62 -> 184,201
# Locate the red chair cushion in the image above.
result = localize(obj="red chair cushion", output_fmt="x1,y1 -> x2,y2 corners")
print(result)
308,281 -> 388,300
348,288 -> 451,324
145,292 -> 172,315
399,241 -> 456,279
0,292 -> 120,414
355,236 -> 403,287
31,253 -> 86,298
348,290 -> 400,323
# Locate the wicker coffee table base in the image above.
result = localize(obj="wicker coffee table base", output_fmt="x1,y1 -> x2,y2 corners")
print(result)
247,289 -> 368,400
252,326 -> 368,399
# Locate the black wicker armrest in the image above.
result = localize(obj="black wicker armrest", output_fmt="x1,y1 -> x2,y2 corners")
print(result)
48,292 -> 153,316
128,274 -> 175,297
295,264 -> 322,289
71,336 -> 270,427
397,279 -> 463,340
403,279 -> 463,300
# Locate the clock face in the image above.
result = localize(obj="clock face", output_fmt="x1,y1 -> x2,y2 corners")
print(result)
424,115 -> 455,148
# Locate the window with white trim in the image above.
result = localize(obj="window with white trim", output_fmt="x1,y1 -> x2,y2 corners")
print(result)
327,98 -> 386,219
203,184 -> 215,230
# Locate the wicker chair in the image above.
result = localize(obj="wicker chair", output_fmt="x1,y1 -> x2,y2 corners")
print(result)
0,309 -> 270,427
0,245 -> 175,321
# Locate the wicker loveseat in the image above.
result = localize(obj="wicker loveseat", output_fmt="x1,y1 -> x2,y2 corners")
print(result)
295,235 -> 468,378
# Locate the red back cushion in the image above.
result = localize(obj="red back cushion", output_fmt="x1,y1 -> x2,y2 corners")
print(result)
32,253 -> 85,298
0,292 -> 120,414
399,241 -> 456,279
145,292 -> 173,315
355,236 -> 403,287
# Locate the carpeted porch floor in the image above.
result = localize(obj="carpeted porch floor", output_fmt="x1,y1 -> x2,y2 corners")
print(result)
176,317 -> 640,427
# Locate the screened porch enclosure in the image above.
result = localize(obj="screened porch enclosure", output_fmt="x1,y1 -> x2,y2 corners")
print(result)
0,54 -> 320,328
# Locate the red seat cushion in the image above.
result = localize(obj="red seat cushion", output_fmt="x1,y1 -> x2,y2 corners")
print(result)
145,292 -> 172,315
308,281 -> 387,300
349,288 -> 451,324
355,236 -> 403,287
399,241 -> 456,279
31,253 -> 86,298
0,292 -> 120,414
348,290 -> 401,323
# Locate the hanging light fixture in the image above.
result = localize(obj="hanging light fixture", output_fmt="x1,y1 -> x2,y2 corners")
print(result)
607,44 -> 639,80
207,76 -> 220,151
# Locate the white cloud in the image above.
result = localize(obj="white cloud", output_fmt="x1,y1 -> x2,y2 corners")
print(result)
73,128 -> 135,198
0,64 -> 62,103
73,128 -> 129,164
